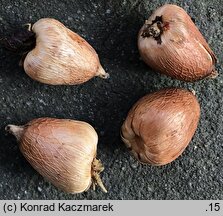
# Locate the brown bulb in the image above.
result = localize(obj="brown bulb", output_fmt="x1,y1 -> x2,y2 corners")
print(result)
2,18 -> 109,85
121,88 -> 200,165
138,4 -> 217,82
6,118 -> 107,193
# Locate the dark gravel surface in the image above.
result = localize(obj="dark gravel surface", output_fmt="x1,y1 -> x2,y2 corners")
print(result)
0,0 -> 222,200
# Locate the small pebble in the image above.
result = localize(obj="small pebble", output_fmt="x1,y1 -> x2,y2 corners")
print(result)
106,9 -> 111,14
130,162 -> 138,169
37,186 -> 42,192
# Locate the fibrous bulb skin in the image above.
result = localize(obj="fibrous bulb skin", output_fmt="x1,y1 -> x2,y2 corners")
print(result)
121,88 -> 200,166
2,18 -> 109,85
138,4 -> 217,82
6,118 -> 107,193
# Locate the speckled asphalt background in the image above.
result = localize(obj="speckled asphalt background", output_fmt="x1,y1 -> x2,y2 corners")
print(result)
0,0 -> 222,200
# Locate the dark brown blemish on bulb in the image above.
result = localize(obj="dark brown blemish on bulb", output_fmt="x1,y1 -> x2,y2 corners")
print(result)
141,16 -> 168,44
0,25 -> 36,55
